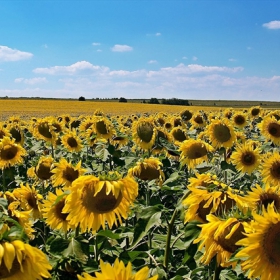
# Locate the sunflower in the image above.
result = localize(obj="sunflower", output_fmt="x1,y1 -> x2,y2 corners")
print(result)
132,117 -> 157,150
79,117 -> 94,132
249,106 -> 262,119
0,239 -> 52,280
190,113 -> 206,129
63,172 -> 138,233
61,130 -> 83,152
180,109 -> 193,122
0,124 -> 11,139
243,183 -> 280,212
232,111 -> 247,129
258,115 -> 280,146
13,182 -> 43,220
261,152 -> 280,187
51,158 -> 86,188
32,117 -> 56,144
170,126 -> 188,145
0,137 -> 27,169
179,139 -> 214,170
42,187 -> 74,232
128,157 -> 165,186
35,156 -> 54,181
230,142 -> 261,174
8,124 -> 24,146
235,203 -> 280,280
77,258 -> 158,280
193,215 -> 245,268
182,185 -> 243,223
92,116 -> 115,140
206,118 -> 236,149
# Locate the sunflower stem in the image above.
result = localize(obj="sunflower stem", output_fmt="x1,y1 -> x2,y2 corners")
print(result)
95,235 -> 99,263
2,168 -> 6,192
75,224 -> 80,237
223,149 -> 227,184
213,262 -> 222,280
51,142 -> 55,159
163,208 -> 178,270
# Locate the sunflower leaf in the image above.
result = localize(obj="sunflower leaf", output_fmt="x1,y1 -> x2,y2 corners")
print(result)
62,237 -> 88,264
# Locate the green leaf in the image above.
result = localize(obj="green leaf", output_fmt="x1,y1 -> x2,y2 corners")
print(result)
97,229 -> 122,239
48,237 -> 70,257
63,238 -> 88,264
163,172 -> 180,186
131,211 -> 162,249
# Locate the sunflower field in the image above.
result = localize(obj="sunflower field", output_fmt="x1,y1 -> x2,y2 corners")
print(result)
1,104 -> 280,280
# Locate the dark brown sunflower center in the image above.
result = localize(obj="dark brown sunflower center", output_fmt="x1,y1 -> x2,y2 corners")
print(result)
82,185 -> 123,214
71,120 -> 81,129
137,165 -> 160,181
259,193 -> 280,209
55,199 -> 68,220
113,136 -> 126,141
197,200 -> 212,223
85,122 -> 93,130
137,122 -> 154,143
194,116 -> 204,124
234,115 -> 245,125
181,110 -> 192,121
38,123 -> 52,139
157,117 -> 165,126
35,163 -> 53,180
241,152 -> 256,166
217,222 -> 244,253
213,124 -> 231,143
96,121 -> 108,135
10,128 -> 22,143
172,129 -> 187,142
0,130 -> 6,139
0,257 -> 21,278
263,222 -> 280,266
251,108 -> 260,116
165,123 -> 172,129
27,193 -> 38,210
270,162 -> 280,179
174,119 -> 182,127
52,123 -> 62,133
187,143 -> 207,159
268,123 -> 280,138
67,137 -> 78,148
0,145 -> 18,160
63,167 -> 79,183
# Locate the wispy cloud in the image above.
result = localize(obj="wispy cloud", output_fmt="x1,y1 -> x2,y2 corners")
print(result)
92,42 -> 101,46
146,32 -> 161,36
14,77 -> 47,85
148,60 -> 157,64
33,61 -> 109,75
155,32 -> 161,36
263,20 -> 280,29
192,56 -> 198,61
182,56 -> 188,60
111,44 -> 133,52
229,58 -> 237,62
0,45 -> 33,62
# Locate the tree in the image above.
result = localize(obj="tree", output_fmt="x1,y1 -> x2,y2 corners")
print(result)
119,97 -> 127,103
78,96 -> 86,101
149,98 -> 160,104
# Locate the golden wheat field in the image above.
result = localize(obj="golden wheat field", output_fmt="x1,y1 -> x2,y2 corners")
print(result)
0,99 -> 224,120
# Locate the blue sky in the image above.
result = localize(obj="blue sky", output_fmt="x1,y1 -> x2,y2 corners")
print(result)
1,0 -> 280,101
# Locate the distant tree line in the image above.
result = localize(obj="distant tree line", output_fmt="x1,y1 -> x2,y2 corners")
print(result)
148,97 -> 189,106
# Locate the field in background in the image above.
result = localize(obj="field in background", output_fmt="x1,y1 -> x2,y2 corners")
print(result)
0,98 -> 279,120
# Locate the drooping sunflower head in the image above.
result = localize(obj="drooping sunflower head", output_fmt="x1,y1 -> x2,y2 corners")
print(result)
35,156 -> 54,180
80,117 -> 94,132
207,118 -> 236,149
0,124 -> 11,140
179,139 -> 214,169
261,152 -> 280,187
180,109 -> 193,122
77,258 -> 158,280
61,129 -> 83,152
0,136 -> 27,169
13,182 -> 43,220
235,203 -> 280,280
8,124 -> 24,145
230,142 -> 261,174
32,117 -> 56,143
193,215 -> 245,268
91,116 -> 115,140
42,187 -> 74,232
0,239 -> 52,279
128,157 -> 165,185
51,158 -> 86,188
223,108 -> 233,119
132,117 -> 157,150
63,173 -> 138,233
258,115 -> 280,146
190,113 -> 206,129
170,126 -> 188,145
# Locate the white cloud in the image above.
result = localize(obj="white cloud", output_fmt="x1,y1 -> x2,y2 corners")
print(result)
14,77 -> 47,85
155,32 -> 161,36
192,56 -> 198,61
33,61 -> 109,75
182,56 -> 188,60
148,60 -> 157,64
0,45 -> 33,62
92,42 -> 101,46
111,44 -> 133,52
263,20 -> 280,29
97,49 -> 102,52
229,58 -> 237,62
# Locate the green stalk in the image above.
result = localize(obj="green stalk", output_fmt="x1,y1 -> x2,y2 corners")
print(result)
213,263 -> 222,280
2,168 -> 6,192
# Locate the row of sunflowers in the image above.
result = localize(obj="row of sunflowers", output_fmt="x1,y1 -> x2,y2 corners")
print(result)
0,105 -> 280,279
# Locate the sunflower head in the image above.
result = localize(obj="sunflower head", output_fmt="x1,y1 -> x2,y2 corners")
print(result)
170,127 -> 187,144
35,156 -> 54,180
180,109 -> 193,121
258,116 -> 280,146
61,130 -> 83,152
232,112 -> 247,128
